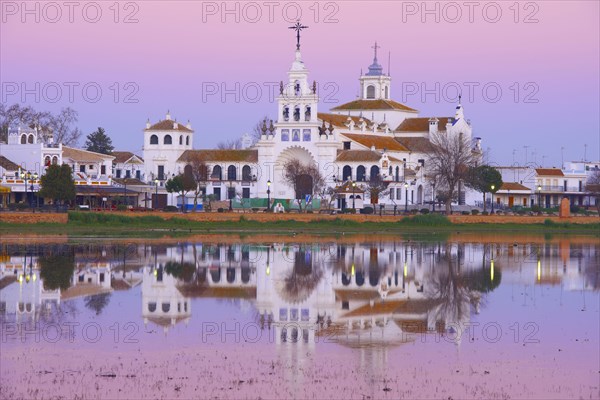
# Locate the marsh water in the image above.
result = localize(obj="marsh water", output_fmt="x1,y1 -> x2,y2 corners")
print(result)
1,233 -> 599,399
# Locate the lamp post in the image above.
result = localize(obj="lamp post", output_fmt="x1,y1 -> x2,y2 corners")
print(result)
154,179 -> 159,210
32,172 -> 38,211
537,185 -> 542,209
490,185 -> 495,213
404,182 -> 409,212
20,171 -> 32,210
351,181 -> 356,210
228,179 -> 234,212
267,180 -> 271,211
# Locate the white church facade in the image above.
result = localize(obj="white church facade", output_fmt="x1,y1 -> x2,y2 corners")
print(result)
141,34 -> 481,211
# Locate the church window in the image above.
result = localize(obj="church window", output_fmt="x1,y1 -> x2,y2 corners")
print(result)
343,141 -> 351,150
302,129 -> 311,141
52,156 -> 58,165
395,166 -> 400,182
281,129 -> 289,141
20,135 -> 27,144
384,86 -> 389,99
28,134 -> 34,144
357,165 -> 366,181
342,165 -> 352,181
44,156 -> 51,166
242,165 -> 251,181
179,135 -> 183,145
186,136 -> 190,145
150,135 -> 158,145
212,165 -> 222,180
162,303 -> 170,313
294,106 -> 300,121
305,106 -> 311,121
370,165 -> 380,180
290,309 -> 299,321
227,165 -> 237,181
294,80 -> 300,96
366,85 -> 376,99
292,129 -> 300,141
148,302 -> 157,313
389,166 -> 392,175
164,135 -> 172,145
279,308 -> 288,321
283,106 -> 289,121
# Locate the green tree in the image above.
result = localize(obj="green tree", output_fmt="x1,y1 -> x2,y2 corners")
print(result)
165,174 -> 195,212
39,164 -> 76,207
84,127 -> 113,154
39,254 -> 75,291
467,165 -> 503,212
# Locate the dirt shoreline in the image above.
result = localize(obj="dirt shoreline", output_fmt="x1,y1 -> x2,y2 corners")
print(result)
1,211 -> 598,225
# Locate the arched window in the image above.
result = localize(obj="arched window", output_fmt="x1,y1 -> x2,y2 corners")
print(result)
28,134 -> 34,144
210,268 -> 221,283
341,272 -> 351,286
294,80 -> 300,96
20,135 -> 26,144
164,135 -> 172,145
366,85 -> 375,99
148,302 -> 157,312
370,165 -> 380,181
369,268 -> 381,287
356,165 -> 366,182
395,166 -> 400,182
150,134 -> 158,145
342,165 -> 352,181
384,86 -> 389,99
283,106 -> 289,121
227,165 -> 236,181
186,136 -> 190,146
389,166 -> 393,175
51,156 -> 58,165
294,106 -> 300,121
44,156 -> 51,166
241,267 -> 250,283
179,135 -> 183,145
212,165 -> 222,180
161,303 -> 170,313
242,165 -> 251,181
355,271 -> 365,286
183,164 -> 193,180
226,268 -> 236,283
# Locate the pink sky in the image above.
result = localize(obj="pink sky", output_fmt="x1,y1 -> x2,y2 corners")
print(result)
1,1 -> 598,165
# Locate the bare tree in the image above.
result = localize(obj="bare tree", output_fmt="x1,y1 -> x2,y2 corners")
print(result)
282,158 -> 325,212
185,153 -> 210,211
586,170 -> 600,214
425,131 -> 478,213
0,103 -> 50,142
365,174 -> 389,206
47,107 -> 82,146
216,138 -> 242,150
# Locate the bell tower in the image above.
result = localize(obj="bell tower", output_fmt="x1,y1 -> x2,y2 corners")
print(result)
359,42 -> 392,100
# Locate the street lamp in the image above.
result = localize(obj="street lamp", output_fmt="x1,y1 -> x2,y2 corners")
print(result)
490,185 -> 495,213
351,181 -> 356,210
537,185 -> 542,209
20,171 -> 32,210
228,179 -> 234,212
404,182 -> 409,212
32,172 -> 38,211
154,179 -> 159,210
267,180 -> 271,211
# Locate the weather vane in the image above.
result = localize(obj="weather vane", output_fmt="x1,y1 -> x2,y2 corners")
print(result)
289,21 -> 308,50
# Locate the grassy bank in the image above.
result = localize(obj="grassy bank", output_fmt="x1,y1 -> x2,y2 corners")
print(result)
0,212 -> 598,237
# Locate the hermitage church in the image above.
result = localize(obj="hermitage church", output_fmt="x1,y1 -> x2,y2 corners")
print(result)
142,30 -> 481,210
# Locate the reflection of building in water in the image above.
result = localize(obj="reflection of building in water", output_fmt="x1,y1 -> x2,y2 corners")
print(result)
142,265 -> 191,333
0,255 -> 60,323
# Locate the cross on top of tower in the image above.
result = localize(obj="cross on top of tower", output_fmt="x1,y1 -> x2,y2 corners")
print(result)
289,21 -> 308,50
372,42 -> 380,62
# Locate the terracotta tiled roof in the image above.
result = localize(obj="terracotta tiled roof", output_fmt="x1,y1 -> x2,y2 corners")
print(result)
112,151 -> 144,164
0,156 -> 20,171
63,146 -> 114,163
178,150 -> 258,163
500,182 -> 531,191
145,119 -> 193,132
395,117 -> 451,132
331,99 -> 418,113
535,168 -> 564,176
340,133 -> 409,152
395,137 -> 433,153
336,150 -> 400,163
177,285 -> 257,299
317,112 -> 372,127
335,289 -> 380,301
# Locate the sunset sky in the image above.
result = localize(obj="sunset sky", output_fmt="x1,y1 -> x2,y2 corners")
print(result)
1,1 -> 598,166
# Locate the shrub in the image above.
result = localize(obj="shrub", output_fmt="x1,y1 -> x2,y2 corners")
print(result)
116,204 -> 127,211
471,209 -> 479,215
461,211 -> 470,215
482,211 -> 489,216
8,203 -> 29,210
217,208 -> 224,213
360,207 -> 373,215
570,205 -> 581,213
420,208 -> 430,214
163,205 -> 179,212
531,205 -> 541,213
516,209 -> 526,215
306,210 -> 313,214
239,215 -> 247,222
399,213 -> 452,226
